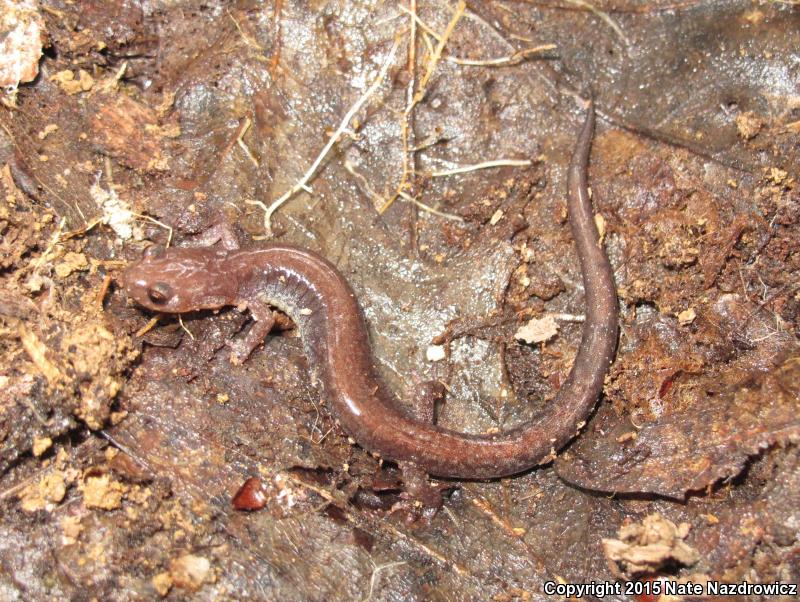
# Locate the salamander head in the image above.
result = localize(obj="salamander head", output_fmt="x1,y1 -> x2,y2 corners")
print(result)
122,245 -> 233,313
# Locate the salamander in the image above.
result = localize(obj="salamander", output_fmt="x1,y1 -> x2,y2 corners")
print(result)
121,104 -> 618,479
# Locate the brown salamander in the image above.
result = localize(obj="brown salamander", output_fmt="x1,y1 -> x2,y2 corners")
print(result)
122,105 -> 618,479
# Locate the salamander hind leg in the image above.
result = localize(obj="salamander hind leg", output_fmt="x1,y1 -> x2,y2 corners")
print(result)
396,461 -> 448,519
393,379 -> 451,519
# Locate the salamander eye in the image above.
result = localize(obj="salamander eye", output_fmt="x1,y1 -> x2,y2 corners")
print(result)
143,245 -> 165,260
147,282 -> 173,304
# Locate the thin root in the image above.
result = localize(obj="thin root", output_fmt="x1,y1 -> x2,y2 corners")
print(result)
399,191 -> 463,222
236,117 -> 259,167
135,316 -> 160,337
252,36 -> 402,235
430,159 -> 531,177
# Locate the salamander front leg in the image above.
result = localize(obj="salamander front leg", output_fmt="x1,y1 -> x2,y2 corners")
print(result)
227,299 -> 275,364
409,379 -> 445,424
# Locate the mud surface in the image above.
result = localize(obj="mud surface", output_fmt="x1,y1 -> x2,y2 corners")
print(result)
1,1 -> 798,600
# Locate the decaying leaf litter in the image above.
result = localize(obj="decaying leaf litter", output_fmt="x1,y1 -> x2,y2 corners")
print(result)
1,1 -> 798,600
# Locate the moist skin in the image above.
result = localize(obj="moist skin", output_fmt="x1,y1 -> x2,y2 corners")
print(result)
122,105 -> 618,479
